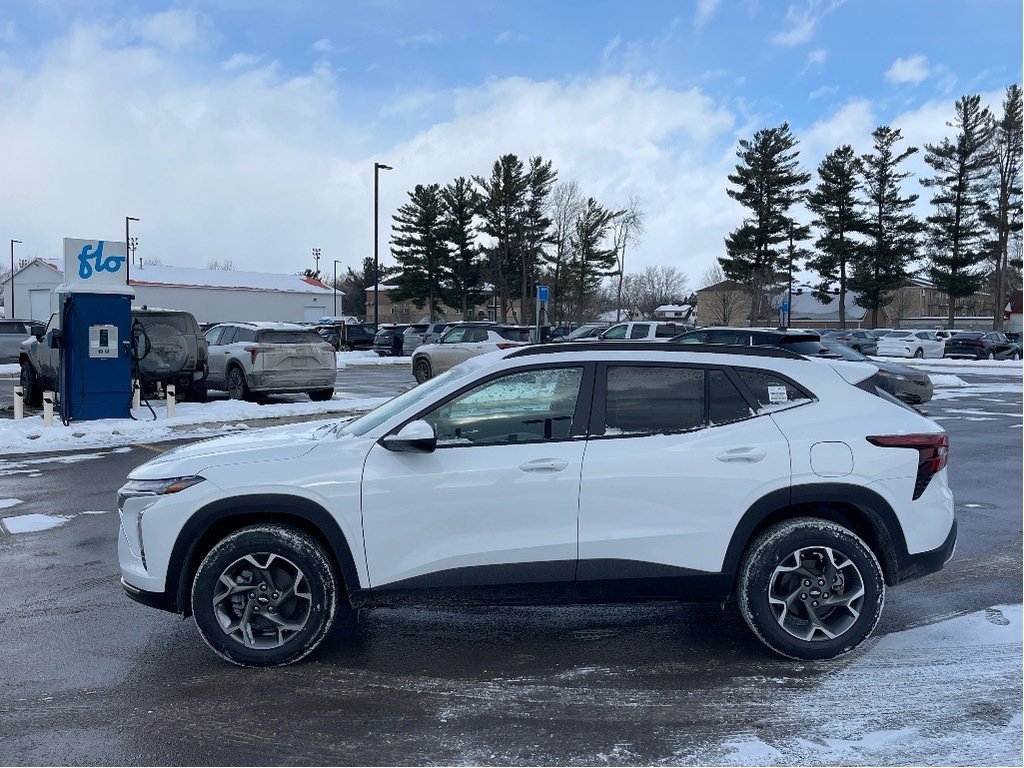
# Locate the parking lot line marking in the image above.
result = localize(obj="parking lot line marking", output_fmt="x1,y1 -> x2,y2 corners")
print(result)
137,444 -> 165,454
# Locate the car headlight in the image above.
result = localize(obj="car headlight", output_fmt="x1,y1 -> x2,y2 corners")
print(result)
876,371 -> 906,381
120,476 -> 205,498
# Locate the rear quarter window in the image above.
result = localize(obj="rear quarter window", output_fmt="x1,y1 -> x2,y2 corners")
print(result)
736,369 -> 813,413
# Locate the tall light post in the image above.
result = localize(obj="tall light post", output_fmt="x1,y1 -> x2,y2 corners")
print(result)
9,239 -> 21,316
333,259 -> 344,317
128,236 -> 139,266
373,161 -> 393,330
312,247 -> 321,276
125,216 -> 139,285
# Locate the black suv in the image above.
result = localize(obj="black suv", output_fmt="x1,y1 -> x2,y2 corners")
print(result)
671,327 -> 834,356
316,322 -> 376,351
20,308 -> 209,406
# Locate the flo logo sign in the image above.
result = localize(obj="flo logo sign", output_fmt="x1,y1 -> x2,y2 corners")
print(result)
63,238 -> 128,286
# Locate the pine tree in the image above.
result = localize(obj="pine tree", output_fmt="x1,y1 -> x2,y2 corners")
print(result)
568,198 -> 620,324
475,155 -> 528,321
806,145 -> 864,328
519,156 -> 557,322
389,184 -> 448,320
923,94 -> 996,328
439,177 -> 484,320
987,84 -> 1023,330
721,123 -> 811,325
851,126 -> 923,328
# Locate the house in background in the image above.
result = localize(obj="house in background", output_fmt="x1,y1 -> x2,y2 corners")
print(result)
1,260 -> 339,324
653,303 -> 695,322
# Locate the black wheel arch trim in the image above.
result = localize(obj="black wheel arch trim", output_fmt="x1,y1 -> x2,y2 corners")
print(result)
165,493 -> 361,616
722,483 -> 912,587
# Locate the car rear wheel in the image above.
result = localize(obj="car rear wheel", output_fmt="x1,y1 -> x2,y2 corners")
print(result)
913,348 -> 924,358
413,356 -> 432,384
191,525 -> 343,667
308,389 -> 334,402
737,518 -> 884,660
226,366 -> 250,400
987,351 -> 995,360
19,360 -> 42,407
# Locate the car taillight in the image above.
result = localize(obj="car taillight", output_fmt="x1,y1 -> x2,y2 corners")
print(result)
867,433 -> 949,499
244,345 -> 268,364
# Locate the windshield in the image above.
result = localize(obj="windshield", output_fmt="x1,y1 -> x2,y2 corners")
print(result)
338,357 -> 482,437
885,331 -> 912,338
565,325 -> 601,340
258,330 -> 325,344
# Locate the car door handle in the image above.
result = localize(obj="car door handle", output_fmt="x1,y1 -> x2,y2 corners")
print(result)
716,447 -> 767,463
519,458 -> 568,473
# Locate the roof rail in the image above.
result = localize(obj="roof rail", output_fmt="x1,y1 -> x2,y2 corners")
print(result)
506,341 -> 808,360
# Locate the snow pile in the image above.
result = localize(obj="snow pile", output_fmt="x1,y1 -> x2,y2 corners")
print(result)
336,350 -> 410,367
0,395 -> 386,454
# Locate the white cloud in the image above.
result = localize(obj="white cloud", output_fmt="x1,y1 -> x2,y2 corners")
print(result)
885,55 -> 931,85
0,20 -> 16,45
495,30 -> 527,45
396,32 -> 442,47
801,99 -> 876,164
132,8 -> 209,50
695,0 -> 723,29
311,38 -> 334,54
0,16 -> 741,285
772,0 -> 846,46
808,84 -> 839,100
221,52 -> 261,71
800,48 -> 828,74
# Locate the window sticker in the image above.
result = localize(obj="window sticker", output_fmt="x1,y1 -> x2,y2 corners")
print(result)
767,385 -> 789,404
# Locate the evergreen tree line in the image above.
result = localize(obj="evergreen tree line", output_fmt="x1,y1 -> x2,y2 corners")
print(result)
381,153 -> 647,324
722,84 -> 1023,329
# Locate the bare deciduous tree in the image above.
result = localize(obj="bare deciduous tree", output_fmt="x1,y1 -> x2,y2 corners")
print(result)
612,195 -> 646,321
699,262 -> 740,326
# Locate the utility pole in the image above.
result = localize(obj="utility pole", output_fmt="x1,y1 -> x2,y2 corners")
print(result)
9,239 -> 21,316
373,161 -> 393,329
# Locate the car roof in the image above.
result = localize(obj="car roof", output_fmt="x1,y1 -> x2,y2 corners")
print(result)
214,321 -> 310,330
509,341 -> 806,360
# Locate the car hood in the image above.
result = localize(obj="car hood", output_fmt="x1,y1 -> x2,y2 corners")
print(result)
128,421 -> 334,479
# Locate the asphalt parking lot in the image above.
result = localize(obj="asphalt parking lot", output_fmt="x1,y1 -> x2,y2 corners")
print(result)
0,363 -> 1020,765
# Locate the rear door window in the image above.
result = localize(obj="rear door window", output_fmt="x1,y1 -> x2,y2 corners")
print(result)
709,370 -> 754,425
233,327 -> 257,344
603,366 -> 704,436
629,324 -> 651,339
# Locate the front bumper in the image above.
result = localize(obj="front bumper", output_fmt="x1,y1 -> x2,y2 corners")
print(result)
121,577 -> 178,613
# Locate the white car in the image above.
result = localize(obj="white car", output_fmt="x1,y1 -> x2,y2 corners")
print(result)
876,330 -> 945,359
410,322 -> 529,383
598,321 -> 690,341
119,342 -> 955,666
203,321 -> 337,401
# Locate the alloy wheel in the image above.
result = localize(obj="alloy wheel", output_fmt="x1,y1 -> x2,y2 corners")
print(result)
767,545 -> 865,642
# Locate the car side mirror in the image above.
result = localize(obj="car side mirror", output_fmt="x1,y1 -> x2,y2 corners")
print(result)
382,419 -> 437,453
31,324 -> 45,340
46,328 -> 62,349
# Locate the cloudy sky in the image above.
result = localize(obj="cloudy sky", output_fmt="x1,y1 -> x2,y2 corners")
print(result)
0,0 -> 1020,286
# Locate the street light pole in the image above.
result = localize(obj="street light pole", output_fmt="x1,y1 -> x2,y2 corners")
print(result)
125,216 -> 139,286
10,239 -> 21,316
373,161 -> 393,330
312,247 -> 321,277
333,259 -> 344,317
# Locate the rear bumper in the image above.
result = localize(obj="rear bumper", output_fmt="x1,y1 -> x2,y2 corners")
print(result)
893,517 -> 957,584
249,370 -> 336,392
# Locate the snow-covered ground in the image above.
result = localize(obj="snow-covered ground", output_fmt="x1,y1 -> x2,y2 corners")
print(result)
694,604 -> 1024,766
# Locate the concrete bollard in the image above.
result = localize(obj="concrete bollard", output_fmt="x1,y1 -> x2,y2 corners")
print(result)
132,380 -> 141,409
42,390 -> 55,427
13,386 -> 24,420
166,383 -> 176,418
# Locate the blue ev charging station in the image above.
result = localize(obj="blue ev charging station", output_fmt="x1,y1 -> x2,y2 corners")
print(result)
53,238 -> 134,422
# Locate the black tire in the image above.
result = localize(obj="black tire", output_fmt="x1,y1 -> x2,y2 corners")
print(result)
191,525 -> 343,667
185,382 -> 208,403
1012,350 -> 1021,361
913,348 -> 924,358
737,518 -> 884,661
413,356 -> 432,384
308,389 -> 334,402
226,365 -> 250,400
20,360 -> 43,407
986,351 -> 995,360
852,345 -> 862,353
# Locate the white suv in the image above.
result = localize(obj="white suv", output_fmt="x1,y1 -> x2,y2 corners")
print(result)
118,341 -> 956,666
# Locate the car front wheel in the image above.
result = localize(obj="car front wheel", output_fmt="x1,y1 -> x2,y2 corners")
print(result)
737,518 -> 884,660
191,525 -> 341,667
413,356 -> 432,384
308,389 -> 334,402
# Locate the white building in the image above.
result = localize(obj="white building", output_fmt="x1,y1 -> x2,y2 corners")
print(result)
2,260 -> 342,324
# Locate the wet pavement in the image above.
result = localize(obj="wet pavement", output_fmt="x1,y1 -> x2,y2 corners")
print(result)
0,367 -> 1020,765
